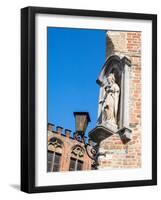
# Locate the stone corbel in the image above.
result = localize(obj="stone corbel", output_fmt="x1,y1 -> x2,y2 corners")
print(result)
117,127 -> 132,144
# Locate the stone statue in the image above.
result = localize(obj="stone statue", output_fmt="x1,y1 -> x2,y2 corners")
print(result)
98,73 -> 120,127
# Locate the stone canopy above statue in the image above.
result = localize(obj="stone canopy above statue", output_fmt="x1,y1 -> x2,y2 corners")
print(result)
89,55 -> 132,144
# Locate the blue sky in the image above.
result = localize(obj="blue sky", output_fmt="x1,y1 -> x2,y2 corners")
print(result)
48,27 -> 106,137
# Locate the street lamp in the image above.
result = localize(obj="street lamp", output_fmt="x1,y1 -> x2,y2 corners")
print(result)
73,112 -> 91,136
73,112 -> 102,169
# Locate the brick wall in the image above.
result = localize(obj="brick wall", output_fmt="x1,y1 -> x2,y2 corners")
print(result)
99,31 -> 141,169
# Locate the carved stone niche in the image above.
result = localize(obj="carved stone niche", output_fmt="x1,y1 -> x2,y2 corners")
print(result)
89,55 -> 132,144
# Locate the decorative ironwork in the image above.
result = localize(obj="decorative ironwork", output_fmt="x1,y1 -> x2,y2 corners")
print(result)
85,143 -> 105,168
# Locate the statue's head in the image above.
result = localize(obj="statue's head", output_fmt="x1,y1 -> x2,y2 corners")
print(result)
107,73 -> 115,84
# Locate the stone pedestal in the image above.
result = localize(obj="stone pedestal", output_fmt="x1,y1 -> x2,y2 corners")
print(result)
89,125 -> 113,143
89,125 -> 132,144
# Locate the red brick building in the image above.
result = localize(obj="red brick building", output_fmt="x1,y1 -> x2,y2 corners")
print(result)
47,123 -> 94,172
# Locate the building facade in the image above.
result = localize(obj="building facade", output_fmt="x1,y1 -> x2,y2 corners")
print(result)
47,123 -> 94,172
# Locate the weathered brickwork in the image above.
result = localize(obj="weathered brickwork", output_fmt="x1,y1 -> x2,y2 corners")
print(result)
47,124 -> 93,172
99,31 -> 141,169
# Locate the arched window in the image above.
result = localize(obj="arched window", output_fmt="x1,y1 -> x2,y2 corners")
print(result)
47,137 -> 63,172
69,145 -> 85,171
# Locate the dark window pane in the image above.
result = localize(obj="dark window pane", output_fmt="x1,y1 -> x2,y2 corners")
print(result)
53,153 -> 61,172
69,158 -> 83,171
77,160 -> 83,171
47,151 -> 53,172
69,158 -> 76,171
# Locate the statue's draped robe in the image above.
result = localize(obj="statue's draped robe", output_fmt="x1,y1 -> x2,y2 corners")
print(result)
98,81 -> 120,126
